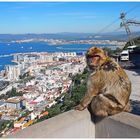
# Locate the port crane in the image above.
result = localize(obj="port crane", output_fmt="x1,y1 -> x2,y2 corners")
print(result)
120,12 -> 140,46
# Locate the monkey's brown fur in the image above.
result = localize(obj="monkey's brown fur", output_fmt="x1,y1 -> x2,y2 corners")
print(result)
75,47 -> 131,117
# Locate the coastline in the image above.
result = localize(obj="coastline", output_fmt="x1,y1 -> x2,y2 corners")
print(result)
0,42 -> 120,72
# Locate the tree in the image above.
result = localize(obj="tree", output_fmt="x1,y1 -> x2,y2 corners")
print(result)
114,47 -> 122,54
124,36 -> 140,49
40,69 -> 46,74
46,104 -> 62,118
1,87 -> 24,100
103,47 -> 122,56
59,68 -> 88,112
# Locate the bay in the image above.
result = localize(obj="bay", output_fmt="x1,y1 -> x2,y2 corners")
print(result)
0,42 -> 115,71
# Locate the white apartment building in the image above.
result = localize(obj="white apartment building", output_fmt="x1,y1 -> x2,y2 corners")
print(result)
5,97 -> 23,110
53,52 -> 77,58
39,55 -> 54,63
5,65 -> 21,81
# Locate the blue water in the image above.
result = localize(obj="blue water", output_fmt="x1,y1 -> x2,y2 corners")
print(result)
0,56 -> 16,71
0,42 -> 114,71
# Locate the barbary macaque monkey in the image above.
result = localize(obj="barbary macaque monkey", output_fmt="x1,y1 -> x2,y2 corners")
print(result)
75,47 -> 131,117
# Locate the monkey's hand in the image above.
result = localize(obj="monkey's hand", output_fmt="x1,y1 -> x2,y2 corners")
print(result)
74,104 -> 86,111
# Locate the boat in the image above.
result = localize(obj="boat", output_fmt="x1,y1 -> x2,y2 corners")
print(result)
57,47 -> 63,49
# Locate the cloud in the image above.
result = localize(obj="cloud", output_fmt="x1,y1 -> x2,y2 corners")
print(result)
79,15 -> 96,19
21,2 -> 65,8
46,12 -> 96,19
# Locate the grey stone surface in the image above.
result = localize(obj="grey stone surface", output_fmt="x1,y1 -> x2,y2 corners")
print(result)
96,112 -> 140,138
125,69 -> 140,101
7,110 -> 140,138
7,109 -> 95,138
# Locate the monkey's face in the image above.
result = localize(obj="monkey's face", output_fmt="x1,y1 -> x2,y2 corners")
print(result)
86,47 -> 108,69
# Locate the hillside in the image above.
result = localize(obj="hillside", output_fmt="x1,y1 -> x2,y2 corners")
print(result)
0,32 -> 140,42
124,36 -> 140,49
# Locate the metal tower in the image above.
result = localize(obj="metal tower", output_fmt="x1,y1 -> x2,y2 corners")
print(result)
120,13 -> 135,46
120,12 -> 140,46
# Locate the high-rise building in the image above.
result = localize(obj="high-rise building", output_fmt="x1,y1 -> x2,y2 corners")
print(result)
39,55 -> 54,62
5,65 -> 21,81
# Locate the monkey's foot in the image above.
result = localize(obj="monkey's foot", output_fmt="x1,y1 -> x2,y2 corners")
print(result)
124,102 -> 132,112
74,104 -> 86,111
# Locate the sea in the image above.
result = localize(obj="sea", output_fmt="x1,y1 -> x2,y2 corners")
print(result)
0,42 -> 116,71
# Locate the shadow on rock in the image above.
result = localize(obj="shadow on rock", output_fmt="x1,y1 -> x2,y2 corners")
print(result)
87,104 -> 105,124
130,100 -> 140,116
87,99 -> 140,124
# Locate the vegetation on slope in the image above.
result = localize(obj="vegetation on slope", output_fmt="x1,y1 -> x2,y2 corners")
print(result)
103,47 -> 122,56
124,36 -> 140,50
37,68 -> 89,122
0,87 -> 23,100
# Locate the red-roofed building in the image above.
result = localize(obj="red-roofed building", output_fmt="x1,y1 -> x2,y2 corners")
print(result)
26,101 -> 38,111
29,101 -> 38,105
42,111 -> 49,116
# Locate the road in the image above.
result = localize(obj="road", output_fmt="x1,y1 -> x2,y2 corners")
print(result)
125,69 -> 140,101
118,60 -> 140,101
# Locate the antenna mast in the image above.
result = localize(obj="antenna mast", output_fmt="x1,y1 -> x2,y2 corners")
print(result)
120,12 -> 135,46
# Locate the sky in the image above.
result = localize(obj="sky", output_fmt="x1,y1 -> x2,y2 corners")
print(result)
0,2 -> 140,34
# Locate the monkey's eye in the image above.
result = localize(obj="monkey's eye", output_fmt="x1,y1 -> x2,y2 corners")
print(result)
86,53 -> 92,58
92,55 -> 100,58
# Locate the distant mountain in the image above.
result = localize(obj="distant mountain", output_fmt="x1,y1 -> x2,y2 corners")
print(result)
0,32 -> 140,42
89,31 -> 140,41
0,33 -> 94,42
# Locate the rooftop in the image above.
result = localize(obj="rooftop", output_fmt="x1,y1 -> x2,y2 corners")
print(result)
6,99 -> 20,103
6,97 -> 23,103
